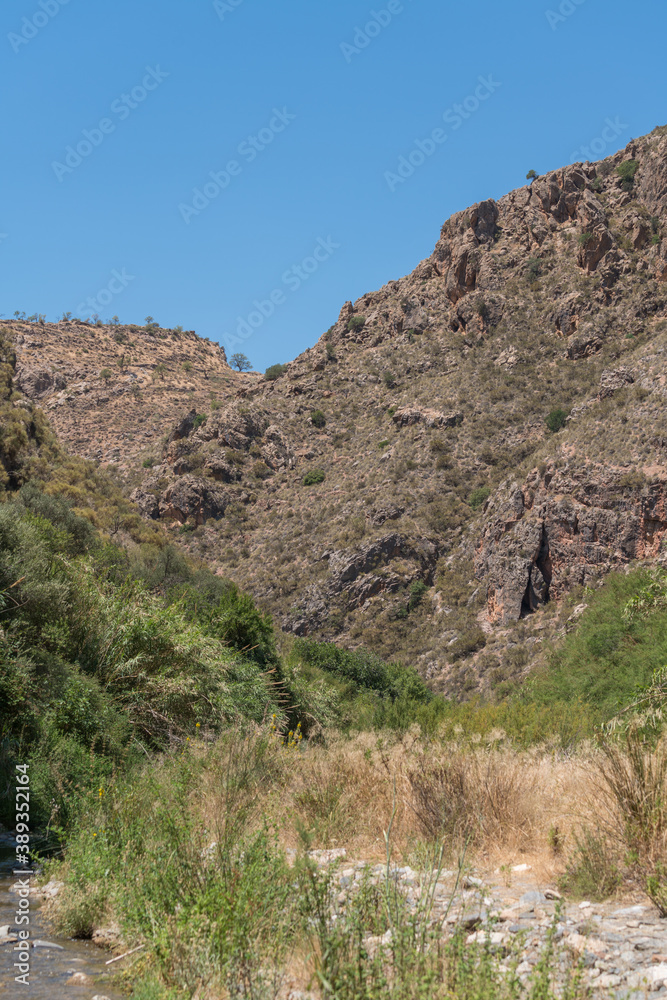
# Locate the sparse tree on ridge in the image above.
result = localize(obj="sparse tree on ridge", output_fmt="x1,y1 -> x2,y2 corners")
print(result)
230,353 -> 252,372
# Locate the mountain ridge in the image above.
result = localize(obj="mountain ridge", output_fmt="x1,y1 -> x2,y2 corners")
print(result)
6,123 -> 667,696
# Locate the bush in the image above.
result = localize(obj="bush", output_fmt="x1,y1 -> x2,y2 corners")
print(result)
293,639 -> 432,707
545,407 -> 569,433
383,371 -> 397,389
577,232 -> 594,246
193,414 -> 207,429
310,409 -> 326,429
616,159 -> 639,191
468,486 -> 491,510
408,580 -> 428,611
526,258 -> 541,281
347,316 -> 366,332
303,469 -> 325,486
264,363 -> 287,381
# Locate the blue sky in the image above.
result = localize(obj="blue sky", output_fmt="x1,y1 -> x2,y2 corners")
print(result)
2,0 -> 665,371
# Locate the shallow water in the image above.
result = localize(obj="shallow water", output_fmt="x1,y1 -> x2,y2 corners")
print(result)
0,841 -> 124,999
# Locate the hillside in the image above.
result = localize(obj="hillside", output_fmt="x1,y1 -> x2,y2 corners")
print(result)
8,125 -> 667,697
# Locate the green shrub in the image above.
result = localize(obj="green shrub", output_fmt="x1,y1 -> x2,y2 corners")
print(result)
408,580 -> 428,611
142,457 -> 155,468
577,232 -> 594,247
526,258 -> 541,281
347,316 -> 366,332
310,409 -> 326,429
264,363 -> 288,381
616,159 -> 639,191
383,371 -> 397,389
545,407 -> 569,433
303,469 -> 325,486
193,414 -> 207,429
468,486 -> 491,510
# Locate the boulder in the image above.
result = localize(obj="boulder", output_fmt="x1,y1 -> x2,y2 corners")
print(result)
599,367 -> 634,398
261,424 -> 295,470
129,488 -> 160,520
159,476 -> 230,524
392,406 -> 463,428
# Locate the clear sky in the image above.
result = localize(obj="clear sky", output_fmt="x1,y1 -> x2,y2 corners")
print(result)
2,0 -> 665,371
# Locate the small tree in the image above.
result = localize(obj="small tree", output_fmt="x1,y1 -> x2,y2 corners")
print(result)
100,368 -> 112,385
110,315 -> 120,326
526,169 -> 538,183
230,352 -> 252,372
310,409 -> 326,429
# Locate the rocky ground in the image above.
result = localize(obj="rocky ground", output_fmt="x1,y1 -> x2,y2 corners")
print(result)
298,850 -> 667,999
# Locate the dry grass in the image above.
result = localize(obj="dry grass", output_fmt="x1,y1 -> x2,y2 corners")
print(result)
194,729 -> 608,879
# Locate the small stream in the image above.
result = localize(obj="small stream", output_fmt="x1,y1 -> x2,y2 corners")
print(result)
0,839 -> 125,999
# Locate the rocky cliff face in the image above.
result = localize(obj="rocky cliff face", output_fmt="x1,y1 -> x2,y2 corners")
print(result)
8,125 -> 667,696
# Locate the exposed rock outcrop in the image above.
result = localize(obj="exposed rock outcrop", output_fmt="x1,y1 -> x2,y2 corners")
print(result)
476,466 -> 667,624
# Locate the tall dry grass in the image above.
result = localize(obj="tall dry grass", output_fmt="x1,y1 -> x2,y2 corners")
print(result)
195,729 -> 604,877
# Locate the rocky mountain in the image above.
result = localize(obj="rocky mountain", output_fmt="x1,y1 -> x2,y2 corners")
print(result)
7,125 -> 667,697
